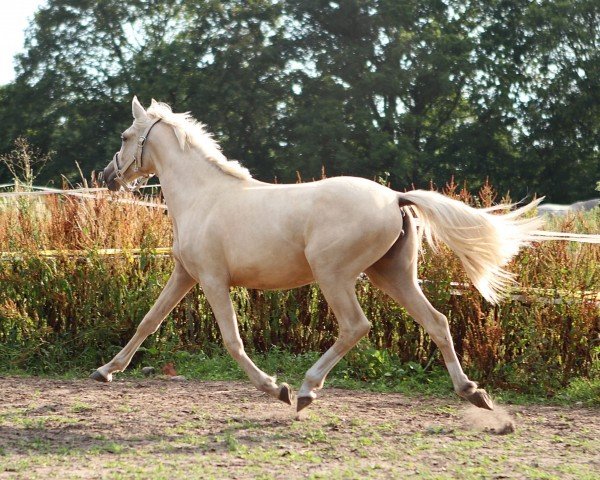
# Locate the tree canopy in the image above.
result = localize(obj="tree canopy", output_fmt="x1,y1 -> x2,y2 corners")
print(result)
1,0 -> 598,202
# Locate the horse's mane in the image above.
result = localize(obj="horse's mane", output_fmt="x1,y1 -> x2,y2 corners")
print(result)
145,101 -> 252,180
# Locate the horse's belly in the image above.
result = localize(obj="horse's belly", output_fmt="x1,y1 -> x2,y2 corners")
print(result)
228,250 -> 314,290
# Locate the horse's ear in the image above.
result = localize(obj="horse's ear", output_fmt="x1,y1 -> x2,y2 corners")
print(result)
150,98 -> 159,107
132,96 -> 146,120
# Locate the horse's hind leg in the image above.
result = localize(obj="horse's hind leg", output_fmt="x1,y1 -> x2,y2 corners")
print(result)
296,280 -> 371,412
365,217 -> 493,410
369,271 -> 493,410
201,282 -> 293,405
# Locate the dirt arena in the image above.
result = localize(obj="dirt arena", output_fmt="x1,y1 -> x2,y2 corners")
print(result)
0,377 -> 597,479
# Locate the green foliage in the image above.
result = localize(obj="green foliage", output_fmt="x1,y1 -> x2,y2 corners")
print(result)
1,0 -> 599,201
0,186 -> 598,402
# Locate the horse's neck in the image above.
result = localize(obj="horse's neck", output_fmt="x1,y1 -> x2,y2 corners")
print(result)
155,146 -> 241,220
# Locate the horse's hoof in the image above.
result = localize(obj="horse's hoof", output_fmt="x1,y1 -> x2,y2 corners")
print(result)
296,396 -> 314,412
278,383 -> 294,406
465,388 -> 494,410
90,370 -> 110,383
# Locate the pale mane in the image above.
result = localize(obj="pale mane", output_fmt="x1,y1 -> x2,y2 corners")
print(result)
145,101 -> 252,180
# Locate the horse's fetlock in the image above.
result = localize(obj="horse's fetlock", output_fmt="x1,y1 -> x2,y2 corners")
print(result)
457,381 -> 478,397
258,377 -> 278,394
304,371 -> 318,385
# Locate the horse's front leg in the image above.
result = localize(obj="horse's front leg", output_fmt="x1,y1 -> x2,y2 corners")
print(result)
91,262 -> 197,382
202,282 -> 293,405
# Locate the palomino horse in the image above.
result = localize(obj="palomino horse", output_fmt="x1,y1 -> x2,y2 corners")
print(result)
94,97 -> 598,412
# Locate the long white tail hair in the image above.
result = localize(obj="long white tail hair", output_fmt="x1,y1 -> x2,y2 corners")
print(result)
398,190 -> 600,304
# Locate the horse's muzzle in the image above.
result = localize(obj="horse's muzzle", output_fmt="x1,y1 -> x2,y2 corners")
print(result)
102,157 -> 120,191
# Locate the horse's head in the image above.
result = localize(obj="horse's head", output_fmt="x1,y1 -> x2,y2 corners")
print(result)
103,96 -> 161,191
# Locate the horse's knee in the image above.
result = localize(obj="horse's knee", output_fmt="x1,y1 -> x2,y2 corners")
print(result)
355,316 -> 371,337
354,319 -> 371,338
136,319 -> 159,337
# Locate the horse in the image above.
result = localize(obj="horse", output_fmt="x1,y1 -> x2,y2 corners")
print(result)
94,97 -> 599,412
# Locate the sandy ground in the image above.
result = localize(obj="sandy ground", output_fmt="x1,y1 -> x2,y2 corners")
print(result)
0,376 -> 598,479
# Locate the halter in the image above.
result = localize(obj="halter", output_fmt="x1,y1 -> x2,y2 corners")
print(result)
111,118 -> 162,191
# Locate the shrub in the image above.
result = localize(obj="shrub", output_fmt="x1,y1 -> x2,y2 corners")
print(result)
0,181 -> 598,396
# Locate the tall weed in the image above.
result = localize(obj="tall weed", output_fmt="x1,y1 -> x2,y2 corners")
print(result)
0,182 -> 598,396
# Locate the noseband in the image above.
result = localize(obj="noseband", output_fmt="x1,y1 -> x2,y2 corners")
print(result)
111,118 -> 162,191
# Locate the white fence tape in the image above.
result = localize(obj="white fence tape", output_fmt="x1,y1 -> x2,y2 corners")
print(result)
0,184 -> 167,209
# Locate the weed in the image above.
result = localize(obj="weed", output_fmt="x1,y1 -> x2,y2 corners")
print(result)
304,428 -> 328,445
70,402 -> 93,413
0,184 -> 598,403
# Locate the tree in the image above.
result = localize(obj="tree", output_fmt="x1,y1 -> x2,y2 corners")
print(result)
0,0 -> 598,202
283,0 -> 480,187
1,0 -> 290,183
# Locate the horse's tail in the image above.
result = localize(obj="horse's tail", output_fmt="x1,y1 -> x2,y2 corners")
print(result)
397,190 -> 544,304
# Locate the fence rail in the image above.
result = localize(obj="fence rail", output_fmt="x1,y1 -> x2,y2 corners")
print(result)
0,247 -> 172,260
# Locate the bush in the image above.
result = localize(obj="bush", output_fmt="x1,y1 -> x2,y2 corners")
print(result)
0,182 -> 598,397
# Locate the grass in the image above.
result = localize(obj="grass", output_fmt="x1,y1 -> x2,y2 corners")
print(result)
147,346 -> 600,406
2,346 -> 598,406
